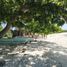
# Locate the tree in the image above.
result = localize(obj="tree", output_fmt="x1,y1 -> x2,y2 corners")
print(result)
0,0 -> 67,38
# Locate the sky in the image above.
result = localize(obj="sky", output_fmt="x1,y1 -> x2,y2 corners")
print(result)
62,24 -> 67,30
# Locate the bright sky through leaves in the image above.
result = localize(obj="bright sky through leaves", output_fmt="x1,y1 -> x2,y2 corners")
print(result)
62,23 -> 67,30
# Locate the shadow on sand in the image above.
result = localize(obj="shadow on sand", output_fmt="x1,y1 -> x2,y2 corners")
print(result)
0,41 -> 67,67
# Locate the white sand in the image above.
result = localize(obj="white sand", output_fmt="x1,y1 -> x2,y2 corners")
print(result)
2,32 -> 67,67
36,32 -> 67,48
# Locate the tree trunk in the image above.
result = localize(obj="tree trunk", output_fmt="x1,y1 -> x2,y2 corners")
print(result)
0,23 -> 11,38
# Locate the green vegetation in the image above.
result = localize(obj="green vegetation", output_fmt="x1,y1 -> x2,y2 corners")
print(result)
62,30 -> 67,32
0,0 -> 67,38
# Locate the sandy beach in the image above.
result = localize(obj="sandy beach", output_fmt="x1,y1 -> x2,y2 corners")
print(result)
36,32 -> 67,48
0,32 -> 67,67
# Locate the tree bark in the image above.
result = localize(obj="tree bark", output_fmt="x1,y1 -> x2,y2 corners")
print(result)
0,23 -> 11,38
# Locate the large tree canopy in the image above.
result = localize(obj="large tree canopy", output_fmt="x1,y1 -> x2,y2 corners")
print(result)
0,0 -> 67,38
